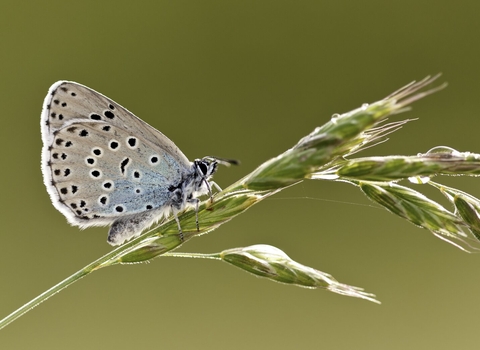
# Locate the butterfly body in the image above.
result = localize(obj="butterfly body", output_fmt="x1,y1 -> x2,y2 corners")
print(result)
41,81 -> 218,245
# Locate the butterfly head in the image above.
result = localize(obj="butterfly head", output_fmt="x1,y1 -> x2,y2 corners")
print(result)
194,157 -> 218,180
192,156 -> 239,197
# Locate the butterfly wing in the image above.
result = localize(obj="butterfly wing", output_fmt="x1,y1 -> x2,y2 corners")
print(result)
41,81 -> 192,234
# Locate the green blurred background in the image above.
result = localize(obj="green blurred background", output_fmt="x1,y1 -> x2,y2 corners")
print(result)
1,1 -> 480,349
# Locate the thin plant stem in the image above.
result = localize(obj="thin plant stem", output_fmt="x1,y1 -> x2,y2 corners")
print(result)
162,252 -> 222,260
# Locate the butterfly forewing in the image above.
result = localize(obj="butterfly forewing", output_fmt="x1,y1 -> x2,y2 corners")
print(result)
42,81 -> 191,162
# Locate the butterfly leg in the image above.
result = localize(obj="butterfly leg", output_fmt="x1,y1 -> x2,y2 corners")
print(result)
204,180 -> 221,205
210,181 -> 222,192
172,210 -> 184,241
184,197 -> 201,231
195,198 -> 200,231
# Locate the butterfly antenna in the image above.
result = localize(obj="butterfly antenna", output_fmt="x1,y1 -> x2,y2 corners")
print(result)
204,156 -> 240,167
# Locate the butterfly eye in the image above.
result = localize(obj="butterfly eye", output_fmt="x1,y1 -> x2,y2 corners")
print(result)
198,162 -> 208,175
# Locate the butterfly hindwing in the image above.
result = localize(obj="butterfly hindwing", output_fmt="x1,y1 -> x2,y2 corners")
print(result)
41,81 -> 191,230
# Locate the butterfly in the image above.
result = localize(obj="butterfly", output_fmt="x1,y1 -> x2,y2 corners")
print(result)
40,81 -> 232,245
